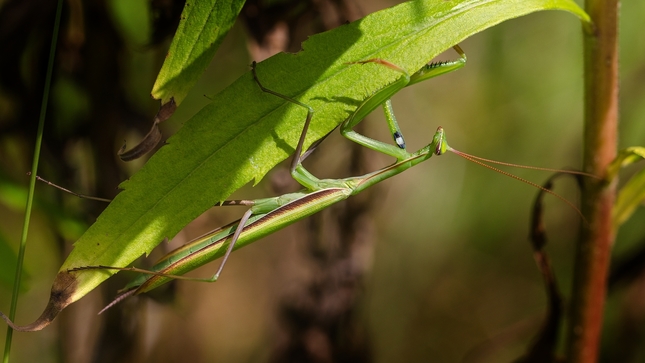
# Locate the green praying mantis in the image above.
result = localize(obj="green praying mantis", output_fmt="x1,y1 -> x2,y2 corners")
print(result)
68,46 -> 472,313
2,45 -> 593,320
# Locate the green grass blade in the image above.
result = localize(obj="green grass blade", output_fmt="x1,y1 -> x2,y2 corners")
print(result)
151,0 -> 246,105
1,0 -> 63,352
0,233 -> 27,291
7,0 -> 589,330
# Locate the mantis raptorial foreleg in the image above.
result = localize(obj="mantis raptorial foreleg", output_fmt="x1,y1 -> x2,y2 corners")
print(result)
340,45 -> 467,161
252,46 -> 467,167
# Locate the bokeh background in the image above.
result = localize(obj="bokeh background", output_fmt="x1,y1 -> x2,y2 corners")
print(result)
0,0 -> 643,362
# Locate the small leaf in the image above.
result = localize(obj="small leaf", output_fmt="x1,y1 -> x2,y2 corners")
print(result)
151,0 -> 246,105
614,167 -> 645,227
607,146 -> 645,180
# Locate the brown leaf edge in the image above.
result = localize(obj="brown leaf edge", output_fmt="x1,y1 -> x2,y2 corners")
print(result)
0,271 -> 78,332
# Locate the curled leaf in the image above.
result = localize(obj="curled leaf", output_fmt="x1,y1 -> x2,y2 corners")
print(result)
118,98 -> 177,161
517,173 -> 583,363
606,146 -> 645,180
0,272 -> 77,332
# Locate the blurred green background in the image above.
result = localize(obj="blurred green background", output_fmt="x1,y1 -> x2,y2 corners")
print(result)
0,0 -> 643,362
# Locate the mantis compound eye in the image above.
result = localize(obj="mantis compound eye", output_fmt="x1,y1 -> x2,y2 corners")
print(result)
434,126 -> 445,155
435,140 -> 444,155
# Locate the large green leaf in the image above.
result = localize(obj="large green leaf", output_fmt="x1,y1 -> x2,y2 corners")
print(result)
4,0 -> 589,331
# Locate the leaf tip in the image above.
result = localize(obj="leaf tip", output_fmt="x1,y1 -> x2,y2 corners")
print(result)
1,271 -> 78,332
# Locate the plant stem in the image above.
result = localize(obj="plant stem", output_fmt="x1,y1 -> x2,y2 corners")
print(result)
566,0 -> 619,362
2,0 -> 63,361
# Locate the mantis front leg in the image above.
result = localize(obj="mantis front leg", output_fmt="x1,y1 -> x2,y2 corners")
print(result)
341,45 -> 467,161
250,45 -> 466,180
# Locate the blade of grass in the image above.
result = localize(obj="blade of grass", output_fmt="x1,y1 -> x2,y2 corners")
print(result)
2,0 -> 64,360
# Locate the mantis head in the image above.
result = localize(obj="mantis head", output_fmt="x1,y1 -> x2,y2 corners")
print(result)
433,126 -> 448,156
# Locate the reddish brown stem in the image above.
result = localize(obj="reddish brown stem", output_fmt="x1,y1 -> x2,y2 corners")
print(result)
566,0 -> 619,362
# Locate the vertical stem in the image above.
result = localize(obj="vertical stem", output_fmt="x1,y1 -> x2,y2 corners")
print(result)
2,0 -> 63,361
567,0 -> 619,362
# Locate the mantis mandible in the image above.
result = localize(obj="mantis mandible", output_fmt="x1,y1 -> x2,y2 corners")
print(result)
63,46 -> 590,313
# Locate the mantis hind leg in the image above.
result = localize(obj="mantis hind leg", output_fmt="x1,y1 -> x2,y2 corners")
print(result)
211,208 -> 254,281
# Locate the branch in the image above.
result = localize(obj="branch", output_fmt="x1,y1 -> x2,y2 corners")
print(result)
566,0 -> 619,362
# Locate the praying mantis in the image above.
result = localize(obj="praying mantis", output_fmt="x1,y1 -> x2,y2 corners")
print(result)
1,45 -> 591,322
66,46 -> 471,312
